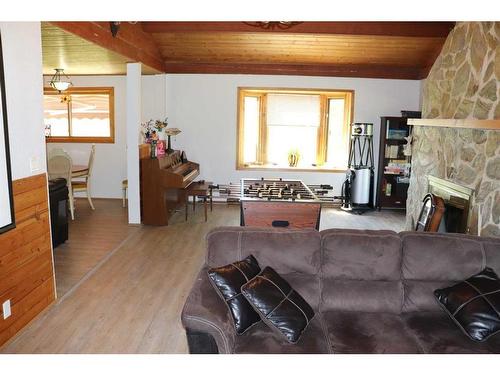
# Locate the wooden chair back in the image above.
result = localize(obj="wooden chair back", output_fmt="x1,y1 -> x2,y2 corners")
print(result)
87,144 -> 96,177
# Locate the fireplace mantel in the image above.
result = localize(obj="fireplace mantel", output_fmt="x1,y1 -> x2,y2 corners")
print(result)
407,118 -> 500,131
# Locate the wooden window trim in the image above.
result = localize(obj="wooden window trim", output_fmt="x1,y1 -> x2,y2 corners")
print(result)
317,95 -> 328,166
258,93 -> 267,163
44,87 -> 115,144
240,166 -> 349,173
236,91 -> 244,165
324,92 -> 354,165
237,87 -> 354,171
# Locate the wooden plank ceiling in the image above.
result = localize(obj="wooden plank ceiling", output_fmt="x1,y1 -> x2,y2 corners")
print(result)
42,22 -> 455,79
42,23 -> 161,75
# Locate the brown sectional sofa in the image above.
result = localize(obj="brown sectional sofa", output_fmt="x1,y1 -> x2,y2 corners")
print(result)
181,227 -> 500,354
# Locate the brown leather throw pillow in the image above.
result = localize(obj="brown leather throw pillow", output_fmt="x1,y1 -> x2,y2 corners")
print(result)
207,255 -> 262,334
241,266 -> 315,343
434,267 -> 500,342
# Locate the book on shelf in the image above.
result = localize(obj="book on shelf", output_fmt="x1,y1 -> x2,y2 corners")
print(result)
397,176 -> 410,184
384,145 -> 400,159
386,129 -> 407,140
385,160 -> 411,175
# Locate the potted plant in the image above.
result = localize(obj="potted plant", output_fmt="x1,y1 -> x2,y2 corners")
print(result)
288,148 -> 300,167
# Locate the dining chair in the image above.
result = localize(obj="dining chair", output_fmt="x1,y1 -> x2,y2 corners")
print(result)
48,147 -> 67,159
122,179 -> 128,208
48,150 -> 75,220
71,144 -> 96,210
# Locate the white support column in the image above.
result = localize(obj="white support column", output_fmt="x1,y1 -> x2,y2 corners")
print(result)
126,63 -> 141,224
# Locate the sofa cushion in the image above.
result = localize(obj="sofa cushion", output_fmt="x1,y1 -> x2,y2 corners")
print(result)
322,311 -> 423,353
402,280 -> 460,312
320,228 -> 397,236
401,233 -> 485,281
206,227 -> 321,275
321,231 -> 402,280
233,318 -> 331,354
484,241 -> 500,275
321,280 -> 403,314
401,232 -> 487,313
403,312 -> 500,353
283,273 -> 321,311
434,267 -> 500,342
241,267 -> 315,343
207,255 -> 262,334
320,231 -> 403,313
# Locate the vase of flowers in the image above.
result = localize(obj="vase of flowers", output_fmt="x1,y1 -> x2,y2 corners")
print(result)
141,119 -> 155,143
155,118 -> 168,141
288,148 -> 300,167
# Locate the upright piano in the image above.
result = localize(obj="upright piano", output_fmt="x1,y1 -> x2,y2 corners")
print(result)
140,146 -> 200,225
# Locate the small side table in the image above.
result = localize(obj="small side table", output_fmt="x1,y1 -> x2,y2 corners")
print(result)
186,181 -> 213,222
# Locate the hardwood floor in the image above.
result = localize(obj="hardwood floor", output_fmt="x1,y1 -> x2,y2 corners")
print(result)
0,204 -> 404,353
319,207 -> 406,231
54,199 -> 137,297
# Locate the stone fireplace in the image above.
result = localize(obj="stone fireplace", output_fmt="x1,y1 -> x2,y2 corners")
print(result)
406,22 -> 500,237
427,176 -> 474,234
407,125 -> 499,237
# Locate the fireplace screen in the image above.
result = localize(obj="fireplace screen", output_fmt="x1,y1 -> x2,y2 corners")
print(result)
415,193 -> 445,232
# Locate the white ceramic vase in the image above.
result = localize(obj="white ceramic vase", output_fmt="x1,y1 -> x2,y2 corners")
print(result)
157,129 -> 166,141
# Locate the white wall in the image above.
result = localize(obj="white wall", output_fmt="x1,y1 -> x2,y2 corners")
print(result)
46,76 -> 127,199
45,73 -> 421,199
142,74 -> 166,121
46,74 -> 166,199
164,74 -> 421,195
0,22 -> 46,180
126,63 -> 142,224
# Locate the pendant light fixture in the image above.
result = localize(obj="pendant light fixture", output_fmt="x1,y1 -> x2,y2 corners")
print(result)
49,68 -> 73,92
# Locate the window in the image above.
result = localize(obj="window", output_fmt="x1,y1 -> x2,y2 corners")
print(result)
237,88 -> 353,171
44,87 -> 115,143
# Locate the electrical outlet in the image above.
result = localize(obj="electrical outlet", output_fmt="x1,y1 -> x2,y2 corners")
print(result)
30,156 -> 42,173
2,300 -> 11,319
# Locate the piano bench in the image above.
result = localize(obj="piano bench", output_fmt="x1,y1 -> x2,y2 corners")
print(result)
186,181 -> 213,222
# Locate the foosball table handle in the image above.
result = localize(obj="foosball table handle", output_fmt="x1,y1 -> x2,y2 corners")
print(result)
272,220 -> 290,228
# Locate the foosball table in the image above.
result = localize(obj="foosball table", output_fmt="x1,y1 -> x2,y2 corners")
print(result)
240,178 -> 322,229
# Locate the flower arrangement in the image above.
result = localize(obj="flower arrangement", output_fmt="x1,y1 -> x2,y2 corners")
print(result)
141,117 -> 169,143
60,95 -> 71,104
141,119 -> 154,142
154,117 -> 168,132
287,148 -> 300,167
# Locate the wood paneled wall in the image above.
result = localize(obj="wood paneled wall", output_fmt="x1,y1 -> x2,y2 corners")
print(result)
0,173 -> 55,347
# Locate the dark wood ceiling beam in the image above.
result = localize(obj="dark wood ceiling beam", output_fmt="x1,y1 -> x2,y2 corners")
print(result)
142,22 -> 455,38
50,22 -> 165,73
163,62 -> 422,80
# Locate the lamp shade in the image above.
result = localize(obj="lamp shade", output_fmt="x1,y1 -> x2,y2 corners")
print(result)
51,81 -> 71,92
165,128 -> 181,136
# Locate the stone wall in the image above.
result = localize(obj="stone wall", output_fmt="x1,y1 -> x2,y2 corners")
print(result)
406,22 -> 500,237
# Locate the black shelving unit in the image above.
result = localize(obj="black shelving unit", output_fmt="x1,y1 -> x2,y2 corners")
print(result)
376,116 -> 412,210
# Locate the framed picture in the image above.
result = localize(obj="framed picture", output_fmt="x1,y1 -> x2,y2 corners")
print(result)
0,32 -> 15,234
